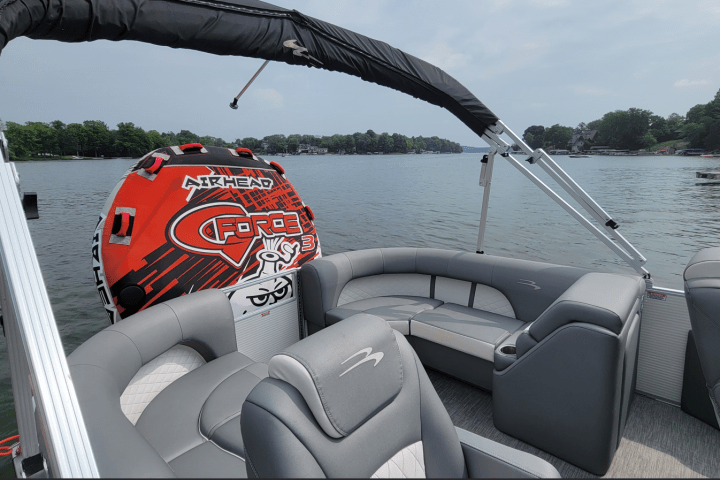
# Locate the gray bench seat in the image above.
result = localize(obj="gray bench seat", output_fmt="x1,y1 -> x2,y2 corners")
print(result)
68,290 -> 265,478
299,247 -> 585,390
411,303 -> 527,362
300,247 -> 647,474
326,295 -> 442,334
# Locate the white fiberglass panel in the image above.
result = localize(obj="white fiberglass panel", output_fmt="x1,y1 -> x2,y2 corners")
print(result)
636,289 -> 692,404
235,300 -> 300,363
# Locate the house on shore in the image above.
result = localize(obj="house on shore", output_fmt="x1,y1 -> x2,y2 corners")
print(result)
568,129 -> 599,152
297,144 -> 328,154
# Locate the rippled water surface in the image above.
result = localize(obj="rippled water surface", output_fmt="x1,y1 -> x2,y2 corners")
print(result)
1,153 -> 719,474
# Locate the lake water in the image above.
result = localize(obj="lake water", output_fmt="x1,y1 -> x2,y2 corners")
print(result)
1,153 -> 719,474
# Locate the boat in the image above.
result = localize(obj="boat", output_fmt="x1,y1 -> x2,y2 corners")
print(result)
678,149 -> 705,156
569,155 -> 590,158
0,0 -> 719,478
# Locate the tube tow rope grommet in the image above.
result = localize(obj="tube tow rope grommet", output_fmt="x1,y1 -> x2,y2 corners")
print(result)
236,148 -> 254,158
304,205 -> 315,221
144,156 -> 166,175
179,143 -> 204,151
269,161 -> 285,175
116,212 -> 131,237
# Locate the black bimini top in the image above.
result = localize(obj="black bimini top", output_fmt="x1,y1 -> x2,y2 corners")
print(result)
0,0 -> 499,137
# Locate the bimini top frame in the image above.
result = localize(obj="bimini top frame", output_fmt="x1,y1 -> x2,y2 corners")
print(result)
477,122 -> 650,281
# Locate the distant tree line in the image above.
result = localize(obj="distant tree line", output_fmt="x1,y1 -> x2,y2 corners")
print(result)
0,121 -> 462,160
0,120 -> 234,160
239,131 -> 463,155
519,88 -> 720,152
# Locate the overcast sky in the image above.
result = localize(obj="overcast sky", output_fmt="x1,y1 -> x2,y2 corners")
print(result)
1,0 -> 718,146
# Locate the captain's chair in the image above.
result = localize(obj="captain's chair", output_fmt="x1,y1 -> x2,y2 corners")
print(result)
684,247 -> 720,427
241,313 -> 560,478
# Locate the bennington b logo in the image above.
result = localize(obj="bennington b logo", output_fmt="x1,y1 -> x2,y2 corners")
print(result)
170,202 -> 304,268
339,347 -> 384,377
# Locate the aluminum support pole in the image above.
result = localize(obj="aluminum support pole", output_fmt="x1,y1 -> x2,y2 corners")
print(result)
476,149 -> 496,254
503,153 -> 648,274
480,128 -> 649,277
497,121 -> 647,263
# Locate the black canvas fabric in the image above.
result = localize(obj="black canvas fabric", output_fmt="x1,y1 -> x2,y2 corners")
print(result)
0,0 -> 499,136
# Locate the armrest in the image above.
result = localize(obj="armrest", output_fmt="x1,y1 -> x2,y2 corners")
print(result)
72,289 -> 237,375
456,428 -> 560,478
528,272 -> 644,343
299,255 -> 354,327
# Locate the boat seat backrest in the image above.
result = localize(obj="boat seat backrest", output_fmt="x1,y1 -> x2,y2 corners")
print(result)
300,247 -> 588,329
241,313 -> 561,479
684,247 -> 720,426
69,289 -> 237,399
67,289 -> 252,477
242,313 -> 464,477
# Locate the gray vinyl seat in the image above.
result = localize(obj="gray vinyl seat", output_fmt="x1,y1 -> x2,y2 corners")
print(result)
241,313 -> 560,478
411,303 -> 526,362
684,247 -> 720,427
326,295 -> 443,333
68,289 -> 267,477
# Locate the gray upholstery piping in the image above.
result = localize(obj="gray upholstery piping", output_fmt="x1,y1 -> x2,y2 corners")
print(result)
269,354 -> 342,438
309,264 -> 325,319
244,400 -> 329,478
460,440 -> 545,478
276,350 -> 349,437
196,409 -> 247,462
413,348 -> 425,466
165,301 -> 187,339
106,329 -> 144,364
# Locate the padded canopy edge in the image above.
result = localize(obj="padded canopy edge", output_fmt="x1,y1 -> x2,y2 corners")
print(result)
0,0 -> 499,137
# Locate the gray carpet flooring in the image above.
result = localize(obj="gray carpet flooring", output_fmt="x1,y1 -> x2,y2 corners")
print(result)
427,369 -> 720,478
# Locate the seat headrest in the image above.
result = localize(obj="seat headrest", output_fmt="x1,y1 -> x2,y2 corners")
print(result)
268,313 -> 403,438
685,247 -> 720,281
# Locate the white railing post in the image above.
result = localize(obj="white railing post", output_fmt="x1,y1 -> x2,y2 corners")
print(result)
0,133 -> 99,477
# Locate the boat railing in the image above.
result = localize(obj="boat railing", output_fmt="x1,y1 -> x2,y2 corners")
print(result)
0,132 -> 99,477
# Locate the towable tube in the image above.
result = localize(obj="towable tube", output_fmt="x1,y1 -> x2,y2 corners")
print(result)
92,145 -> 320,323
0,0 -> 499,138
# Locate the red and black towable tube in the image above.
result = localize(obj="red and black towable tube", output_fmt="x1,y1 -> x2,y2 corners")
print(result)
92,144 -> 321,323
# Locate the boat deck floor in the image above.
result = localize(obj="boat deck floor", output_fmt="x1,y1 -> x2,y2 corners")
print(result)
427,369 -> 720,478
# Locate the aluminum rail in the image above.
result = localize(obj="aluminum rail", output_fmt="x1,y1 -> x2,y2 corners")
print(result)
478,123 -> 650,278
496,121 -> 647,264
0,133 -> 99,477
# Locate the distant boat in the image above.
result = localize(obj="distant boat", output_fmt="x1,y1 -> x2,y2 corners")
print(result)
569,155 -> 590,158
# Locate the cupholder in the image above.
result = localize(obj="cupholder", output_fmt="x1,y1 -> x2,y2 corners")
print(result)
500,345 -> 516,355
